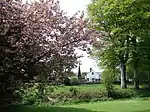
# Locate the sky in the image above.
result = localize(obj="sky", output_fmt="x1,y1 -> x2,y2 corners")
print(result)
73,48 -> 102,73
59,0 -> 91,16
22,0 -> 102,72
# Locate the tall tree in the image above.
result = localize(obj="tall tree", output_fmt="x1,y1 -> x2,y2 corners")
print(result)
88,0 -> 131,88
87,0 -> 150,89
0,0 -> 91,105
127,0 -> 150,89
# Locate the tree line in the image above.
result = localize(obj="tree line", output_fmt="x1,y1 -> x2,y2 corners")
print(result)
88,0 -> 150,89
1,0 -> 150,107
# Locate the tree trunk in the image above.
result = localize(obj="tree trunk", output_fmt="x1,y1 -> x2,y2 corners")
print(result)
120,63 -> 127,89
132,37 -> 140,90
148,72 -> 150,89
133,68 -> 140,90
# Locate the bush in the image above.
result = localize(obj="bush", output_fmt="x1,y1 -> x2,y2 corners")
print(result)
18,83 -> 54,105
77,91 -> 92,102
69,87 -> 78,96
112,89 -> 137,99
19,84 -> 38,105
18,83 -> 140,105
101,69 -> 117,97
50,88 -> 108,104
64,77 -> 79,86
64,77 -> 71,86
32,87 -> 138,105
70,77 -> 79,85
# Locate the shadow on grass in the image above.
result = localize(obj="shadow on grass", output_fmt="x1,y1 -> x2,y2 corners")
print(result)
136,89 -> 150,97
134,109 -> 150,112
8,105 -> 105,112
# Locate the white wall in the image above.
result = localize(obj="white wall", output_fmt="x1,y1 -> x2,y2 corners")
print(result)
85,71 -> 100,82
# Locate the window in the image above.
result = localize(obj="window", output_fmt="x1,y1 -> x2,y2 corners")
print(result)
92,72 -> 94,75
92,78 -> 95,82
96,79 -> 100,82
87,78 -> 89,81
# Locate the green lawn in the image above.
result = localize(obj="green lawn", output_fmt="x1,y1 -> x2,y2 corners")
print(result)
10,100 -> 150,112
54,84 -> 106,93
68,100 -> 150,112
53,84 -> 133,93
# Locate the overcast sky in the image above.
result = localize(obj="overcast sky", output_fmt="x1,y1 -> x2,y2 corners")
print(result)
59,0 -> 91,16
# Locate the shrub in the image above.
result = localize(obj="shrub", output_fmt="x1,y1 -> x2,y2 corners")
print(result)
69,87 -> 78,96
19,83 -> 55,105
54,88 -> 109,104
64,77 -> 71,86
77,91 -> 92,102
70,77 -> 79,85
101,69 -> 117,97
112,89 -> 137,99
19,84 -> 38,105
18,83 -> 140,105
64,77 -> 79,86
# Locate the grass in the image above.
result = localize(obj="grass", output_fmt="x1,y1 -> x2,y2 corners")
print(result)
20,83 -> 150,105
9,106 -> 95,112
54,84 -> 106,93
68,100 -> 150,112
9,99 -> 150,112
53,84 -> 134,93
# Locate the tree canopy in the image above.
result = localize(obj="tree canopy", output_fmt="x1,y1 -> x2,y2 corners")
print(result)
88,0 -> 150,89
0,0 -> 92,105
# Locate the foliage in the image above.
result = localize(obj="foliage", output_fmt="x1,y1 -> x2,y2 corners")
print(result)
88,0 -> 150,89
64,77 -> 79,86
64,77 -> 71,86
101,69 -> 117,97
112,89 -> 137,99
18,84 -> 149,105
0,0 -> 92,105
69,87 -> 78,96
51,89 -> 108,104
87,0 -> 132,89
17,83 -> 56,105
94,47 -> 119,69
20,84 -> 39,105
70,77 -> 79,85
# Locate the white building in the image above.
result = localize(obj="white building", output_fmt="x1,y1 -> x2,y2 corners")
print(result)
85,68 -> 101,82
